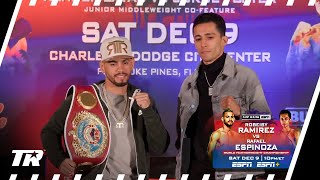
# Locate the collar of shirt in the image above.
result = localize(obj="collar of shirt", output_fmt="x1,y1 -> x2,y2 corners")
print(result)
200,52 -> 226,75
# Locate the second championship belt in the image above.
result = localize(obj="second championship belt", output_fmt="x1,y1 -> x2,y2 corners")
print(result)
64,85 -> 110,168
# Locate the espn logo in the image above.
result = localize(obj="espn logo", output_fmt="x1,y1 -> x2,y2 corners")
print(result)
232,162 -> 252,167
260,114 -> 271,120
257,162 -> 276,168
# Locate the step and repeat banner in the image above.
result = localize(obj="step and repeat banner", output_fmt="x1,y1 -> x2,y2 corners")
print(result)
0,0 -> 319,179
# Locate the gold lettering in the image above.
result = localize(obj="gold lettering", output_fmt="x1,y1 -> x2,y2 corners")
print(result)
106,40 -> 128,55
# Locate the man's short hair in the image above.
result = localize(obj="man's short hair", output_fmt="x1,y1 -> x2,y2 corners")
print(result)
223,108 -> 234,117
279,109 -> 291,119
192,13 -> 226,36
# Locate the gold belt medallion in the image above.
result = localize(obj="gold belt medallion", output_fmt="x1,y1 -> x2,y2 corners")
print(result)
68,110 -> 108,158
77,91 -> 97,110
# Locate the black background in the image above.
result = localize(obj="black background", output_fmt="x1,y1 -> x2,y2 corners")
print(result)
291,90 -> 319,180
0,1 -> 319,179
1,0 -> 17,45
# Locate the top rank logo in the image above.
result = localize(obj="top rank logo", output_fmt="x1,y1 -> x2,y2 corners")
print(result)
28,0 -> 317,7
12,150 -> 44,166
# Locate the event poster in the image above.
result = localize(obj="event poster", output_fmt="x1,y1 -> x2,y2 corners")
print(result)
211,114 -> 300,169
0,0 -> 319,179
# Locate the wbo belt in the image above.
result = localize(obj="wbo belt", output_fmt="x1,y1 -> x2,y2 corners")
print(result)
64,85 -> 110,167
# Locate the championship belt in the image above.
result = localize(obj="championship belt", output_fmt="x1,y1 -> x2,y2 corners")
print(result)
64,85 -> 110,169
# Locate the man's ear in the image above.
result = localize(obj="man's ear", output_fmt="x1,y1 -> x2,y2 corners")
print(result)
99,61 -> 105,73
222,35 -> 228,46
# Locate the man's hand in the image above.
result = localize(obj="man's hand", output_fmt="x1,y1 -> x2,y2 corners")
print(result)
220,96 -> 240,116
59,158 -> 76,176
134,92 -> 151,109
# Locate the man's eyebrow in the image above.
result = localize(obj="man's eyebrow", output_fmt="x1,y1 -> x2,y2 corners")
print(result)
194,32 -> 216,38
106,60 -> 117,63
205,32 -> 216,36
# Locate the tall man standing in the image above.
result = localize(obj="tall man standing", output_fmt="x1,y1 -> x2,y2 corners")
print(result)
175,13 -> 270,180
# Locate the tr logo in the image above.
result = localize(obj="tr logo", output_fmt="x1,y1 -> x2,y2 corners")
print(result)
12,150 -> 44,166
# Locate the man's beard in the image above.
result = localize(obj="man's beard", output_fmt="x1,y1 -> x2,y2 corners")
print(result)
110,79 -> 128,87
113,81 -> 128,87
224,121 -> 233,128
109,73 -> 129,87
